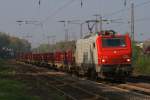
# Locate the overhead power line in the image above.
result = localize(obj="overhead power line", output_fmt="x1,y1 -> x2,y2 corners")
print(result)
28,0 -> 76,34
28,0 -> 150,39
41,0 -> 75,24
104,0 -> 150,17
105,17 -> 150,30
135,17 -> 150,22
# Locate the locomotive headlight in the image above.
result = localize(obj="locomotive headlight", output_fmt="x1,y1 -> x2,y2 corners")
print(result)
126,58 -> 131,62
102,59 -> 106,63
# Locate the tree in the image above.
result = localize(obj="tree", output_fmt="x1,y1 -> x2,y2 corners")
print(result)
0,32 -> 31,58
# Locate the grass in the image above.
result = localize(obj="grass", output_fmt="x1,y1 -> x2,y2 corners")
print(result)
0,59 -> 15,76
134,55 -> 150,75
0,59 -> 40,100
47,91 -> 66,100
0,59 -> 66,100
0,79 -> 40,100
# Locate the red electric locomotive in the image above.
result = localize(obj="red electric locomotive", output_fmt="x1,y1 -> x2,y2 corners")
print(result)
75,30 -> 132,79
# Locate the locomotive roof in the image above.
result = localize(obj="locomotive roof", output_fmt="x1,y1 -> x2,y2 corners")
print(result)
99,34 -> 128,38
83,33 -> 128,39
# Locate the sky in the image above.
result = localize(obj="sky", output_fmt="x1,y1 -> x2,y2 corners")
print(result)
0,0 -> 150,47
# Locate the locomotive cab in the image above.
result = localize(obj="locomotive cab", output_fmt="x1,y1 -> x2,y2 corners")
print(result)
96,31 -> 132,78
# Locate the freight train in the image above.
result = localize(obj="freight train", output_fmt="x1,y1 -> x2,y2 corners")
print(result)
18,30 -> 133,80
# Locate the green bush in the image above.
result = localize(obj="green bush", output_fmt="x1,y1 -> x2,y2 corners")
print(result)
132,42 -> 141,63
132,42 -> 150,75
134,55 -> 150,75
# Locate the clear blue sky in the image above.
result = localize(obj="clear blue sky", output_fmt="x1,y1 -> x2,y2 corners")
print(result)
0,0 -> 149,47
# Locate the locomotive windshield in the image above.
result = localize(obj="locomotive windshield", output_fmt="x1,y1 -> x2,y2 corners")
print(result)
102,37 -> 126,47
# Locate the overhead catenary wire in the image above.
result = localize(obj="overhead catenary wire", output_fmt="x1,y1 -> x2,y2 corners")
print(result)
102,0 -> 150,39
104,0 -> 150,17
135,17 -> 150,22
28,0 -> 76,34
105,17 -> 150,31
31,0 -> 150,33
41,0 -> 76,24
28,0 -> 150,43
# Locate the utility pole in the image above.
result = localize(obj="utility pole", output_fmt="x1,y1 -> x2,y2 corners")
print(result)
99,15 -> 103,32
47,35 -> 56,51
131,2 -> 135,41
94,14 -> 99,32
16,20 -> 25,40
47,36 -> 51,51
80,23 -> 84,38
58,20 -> 69,41
65,28 -> 69,41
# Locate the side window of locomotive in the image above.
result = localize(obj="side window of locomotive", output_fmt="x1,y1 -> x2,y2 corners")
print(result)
102,37 -> 126,47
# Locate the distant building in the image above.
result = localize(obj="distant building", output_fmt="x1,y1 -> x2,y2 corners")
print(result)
136,42 -> 144,49
143,39 -> 150,54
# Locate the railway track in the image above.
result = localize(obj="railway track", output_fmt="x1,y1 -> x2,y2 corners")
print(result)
16,72 -> 107,100
46,75 -> 150,100
17,62 -> 150,100
94,79 -> 150,96
116,82 -> 150,95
